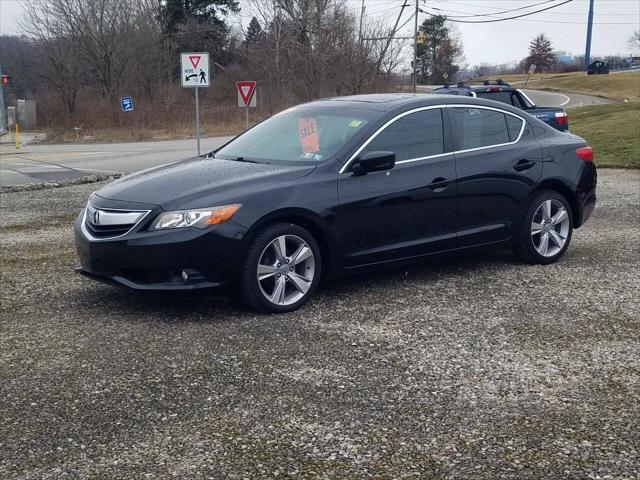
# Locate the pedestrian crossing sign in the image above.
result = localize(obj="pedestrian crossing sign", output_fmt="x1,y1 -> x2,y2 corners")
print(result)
181,52 -> 210,88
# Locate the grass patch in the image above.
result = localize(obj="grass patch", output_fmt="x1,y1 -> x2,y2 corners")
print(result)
529,72 -> 640,102
570,103 -> 640,168
472,71 -> 640,102
43,119 -> 246,144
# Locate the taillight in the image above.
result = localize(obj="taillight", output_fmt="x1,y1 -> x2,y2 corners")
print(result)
555,111 -> 568,125
576,146 -> 594,162
487,87 -> 501,92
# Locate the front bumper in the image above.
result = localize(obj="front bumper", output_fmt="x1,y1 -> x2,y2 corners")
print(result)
74,211 -> 248,290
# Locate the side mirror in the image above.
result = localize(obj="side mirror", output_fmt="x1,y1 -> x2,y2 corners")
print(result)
352,151 -> 395,175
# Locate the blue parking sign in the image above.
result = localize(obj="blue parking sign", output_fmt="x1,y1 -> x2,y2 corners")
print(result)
120,96 -> 133,112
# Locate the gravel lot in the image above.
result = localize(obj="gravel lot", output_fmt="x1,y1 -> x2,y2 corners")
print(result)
1,169 -> 639,479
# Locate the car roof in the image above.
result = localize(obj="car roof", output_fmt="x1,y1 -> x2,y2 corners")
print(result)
434,85 -> 517,92
306,93 -> 497,112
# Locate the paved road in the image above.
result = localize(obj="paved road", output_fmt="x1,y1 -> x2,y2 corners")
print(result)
0,88 -> 612,187
0,137 -> 232,187
521,89 -> 614,108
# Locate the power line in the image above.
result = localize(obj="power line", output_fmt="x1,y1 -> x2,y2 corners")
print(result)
421,0 -> 575,23
422,3 -> 638,25
443,0 -> 633,15
431,0 -> 557,19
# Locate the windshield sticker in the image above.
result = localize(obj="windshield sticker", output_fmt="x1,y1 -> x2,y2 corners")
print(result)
468,108 -> 480,115
348,120 -> 363,127
300,152 -> 323,161
299,117 -> 320,153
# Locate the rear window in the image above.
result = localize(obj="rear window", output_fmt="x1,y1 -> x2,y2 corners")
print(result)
476,91 -> 527,109
450,107 -> 510,150
506,115 -> 524,141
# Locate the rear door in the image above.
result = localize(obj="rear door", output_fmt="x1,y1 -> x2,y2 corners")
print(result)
337,107 -> 457,268
448,105 -> 543,247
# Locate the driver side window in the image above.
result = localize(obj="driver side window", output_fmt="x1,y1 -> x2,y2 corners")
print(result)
361,109 -> 445,162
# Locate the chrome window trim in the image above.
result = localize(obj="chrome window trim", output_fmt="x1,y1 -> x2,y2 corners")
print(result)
338,103 -> 526,174
517,89 -> 536,108
81,203 -> 151,241
396,152 -> 453,165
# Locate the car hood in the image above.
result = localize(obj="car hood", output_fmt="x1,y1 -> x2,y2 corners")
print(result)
95,157 -> 316,208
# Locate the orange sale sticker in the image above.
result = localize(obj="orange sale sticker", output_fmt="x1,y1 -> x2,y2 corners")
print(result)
298,118 -> 320,153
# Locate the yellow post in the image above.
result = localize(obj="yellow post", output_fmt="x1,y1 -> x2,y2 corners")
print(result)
15,123 -> 19,148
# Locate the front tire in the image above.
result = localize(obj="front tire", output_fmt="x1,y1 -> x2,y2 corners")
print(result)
241,223 -> 322,313
514,190 -> 573,265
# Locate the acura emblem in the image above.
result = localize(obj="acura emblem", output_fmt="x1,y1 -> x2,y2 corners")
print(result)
93,210 -> 100,225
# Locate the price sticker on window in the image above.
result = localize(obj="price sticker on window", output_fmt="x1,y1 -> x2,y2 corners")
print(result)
299,117 -> 320,153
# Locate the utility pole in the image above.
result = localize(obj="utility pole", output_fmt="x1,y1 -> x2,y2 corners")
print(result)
413,0 -> 419,93
274,0 -> 282,100
0,62 -> 6,133
376,2 -> 409,75
358,0 -> 365,45
584,0 -> 594,70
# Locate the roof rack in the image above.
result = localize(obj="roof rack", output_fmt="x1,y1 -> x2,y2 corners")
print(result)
482,79 -> 511,87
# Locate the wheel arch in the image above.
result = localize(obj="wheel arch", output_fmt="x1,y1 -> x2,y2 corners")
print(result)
533,179 -> 581,228
244,208 -> 340,279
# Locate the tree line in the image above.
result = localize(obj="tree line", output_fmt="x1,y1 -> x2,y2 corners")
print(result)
0,0 -> 469,134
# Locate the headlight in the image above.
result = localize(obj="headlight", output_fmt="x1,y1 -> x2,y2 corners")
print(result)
151,204 -> 241,230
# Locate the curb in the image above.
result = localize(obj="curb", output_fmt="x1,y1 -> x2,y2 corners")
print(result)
0,173 -> 127,194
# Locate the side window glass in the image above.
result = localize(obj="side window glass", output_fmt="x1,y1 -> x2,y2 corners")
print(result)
451,107 -> 510,150
510,92 -> 526,108
362,109 -> 444,161
506,115 -> 524,142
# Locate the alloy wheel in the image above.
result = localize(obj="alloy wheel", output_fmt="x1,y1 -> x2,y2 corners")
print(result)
531,199 -> 570,257
256,234 -> 316,306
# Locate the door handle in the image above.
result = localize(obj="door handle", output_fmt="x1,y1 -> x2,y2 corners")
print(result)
513,159 -> 537,172
428,177 -> 452,192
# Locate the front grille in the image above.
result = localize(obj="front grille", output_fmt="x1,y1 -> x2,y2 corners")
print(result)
84,221 -> 133,238
83,203 -> 150,240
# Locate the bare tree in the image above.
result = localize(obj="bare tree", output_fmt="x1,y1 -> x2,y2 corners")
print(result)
629,30 -> 640,52
22,0 -> 139,100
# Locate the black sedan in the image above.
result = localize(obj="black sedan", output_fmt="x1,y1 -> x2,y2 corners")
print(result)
74,94 -> 597,312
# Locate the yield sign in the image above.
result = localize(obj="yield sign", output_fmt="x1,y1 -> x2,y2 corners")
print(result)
236,81 -> 257,107
189,55 -> 201,69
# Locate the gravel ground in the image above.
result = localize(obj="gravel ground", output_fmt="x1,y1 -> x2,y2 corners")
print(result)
1,169 -> 639,479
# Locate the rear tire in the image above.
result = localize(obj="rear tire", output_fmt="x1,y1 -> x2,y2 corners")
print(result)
513,190 -> 573,265
241,223 -> 322,313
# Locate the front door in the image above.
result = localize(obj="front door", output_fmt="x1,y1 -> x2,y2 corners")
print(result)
337,108 -> 457,268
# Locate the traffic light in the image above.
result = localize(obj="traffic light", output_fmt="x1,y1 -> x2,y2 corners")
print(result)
417,31 -> 426,44
1,75 -> 10,85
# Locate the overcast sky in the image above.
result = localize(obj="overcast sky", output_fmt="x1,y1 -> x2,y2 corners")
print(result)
1,0 -> 638,66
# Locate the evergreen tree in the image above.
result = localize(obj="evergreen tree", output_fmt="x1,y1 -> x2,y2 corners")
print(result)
162,0 -> 240,34
416,15 -> 463,84
245,17 -> 264,48
526,33 -> 556,73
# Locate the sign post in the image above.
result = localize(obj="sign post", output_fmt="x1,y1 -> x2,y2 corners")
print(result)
120,96 -> 134,137
181,52 -> 210,156
236,81 -> 257,130
525,64 -> 536,88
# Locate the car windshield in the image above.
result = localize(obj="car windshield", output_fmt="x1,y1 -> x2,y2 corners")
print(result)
215,106 -> 373,164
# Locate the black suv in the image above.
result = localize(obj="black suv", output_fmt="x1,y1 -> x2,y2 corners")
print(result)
432,80 -> 569,132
